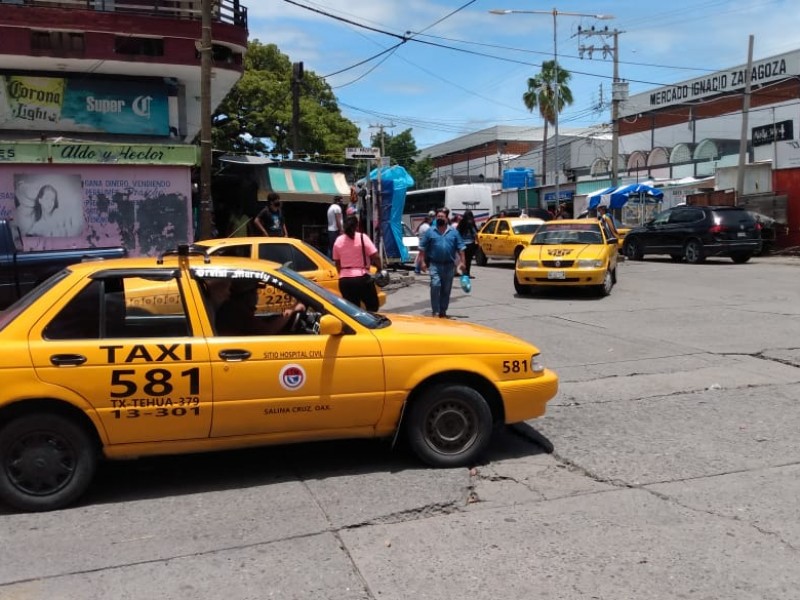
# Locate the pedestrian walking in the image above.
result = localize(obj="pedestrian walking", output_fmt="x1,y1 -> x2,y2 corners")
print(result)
456,209 -> 479,278
253,192 -> 288,237
414,210 -> 435,274
332,215 -> 382,311
326,195 -> 344,257
419,209 -> 466,318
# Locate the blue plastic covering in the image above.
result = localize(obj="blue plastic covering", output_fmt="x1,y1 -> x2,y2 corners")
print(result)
587,183 -> 664,209
369,165 -> 415,262
502,167 -> 535,189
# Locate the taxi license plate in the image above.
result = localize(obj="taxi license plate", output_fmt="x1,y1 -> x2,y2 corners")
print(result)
547,271 -> 566,280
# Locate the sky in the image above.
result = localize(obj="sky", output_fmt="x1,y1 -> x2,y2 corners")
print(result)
247,0 -> 800,153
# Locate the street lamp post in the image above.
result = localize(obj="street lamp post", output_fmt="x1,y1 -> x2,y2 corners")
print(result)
490,8 -> 613,208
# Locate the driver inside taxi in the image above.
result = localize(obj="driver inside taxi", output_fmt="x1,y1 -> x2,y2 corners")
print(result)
215,278 -> 306,336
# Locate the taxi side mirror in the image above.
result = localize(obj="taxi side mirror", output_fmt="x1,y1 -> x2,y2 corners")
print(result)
318,314 -> 344,336
607,238 -> 618,245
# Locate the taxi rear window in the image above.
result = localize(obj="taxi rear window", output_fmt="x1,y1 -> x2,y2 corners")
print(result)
0,269 -> 71,333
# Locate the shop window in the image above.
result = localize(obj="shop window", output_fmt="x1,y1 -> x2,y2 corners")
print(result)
114,36 -> 164,57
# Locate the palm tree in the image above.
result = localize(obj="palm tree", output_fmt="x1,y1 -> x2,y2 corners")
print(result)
522,60 -> 574,186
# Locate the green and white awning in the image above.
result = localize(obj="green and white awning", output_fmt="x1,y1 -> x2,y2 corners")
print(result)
266,167 -> 350,203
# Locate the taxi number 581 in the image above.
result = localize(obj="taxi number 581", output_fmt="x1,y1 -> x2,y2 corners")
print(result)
502,360 -> 529,373
110,367 -> 201,397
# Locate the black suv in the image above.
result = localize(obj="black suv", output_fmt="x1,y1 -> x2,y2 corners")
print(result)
622,205 -> 762,264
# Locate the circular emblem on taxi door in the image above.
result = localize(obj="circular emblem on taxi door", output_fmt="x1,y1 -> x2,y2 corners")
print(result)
279,364 -> 306,391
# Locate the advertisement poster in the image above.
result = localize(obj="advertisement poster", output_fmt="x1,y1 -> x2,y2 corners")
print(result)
0,74 -> 170,136
0,165 -> 193,256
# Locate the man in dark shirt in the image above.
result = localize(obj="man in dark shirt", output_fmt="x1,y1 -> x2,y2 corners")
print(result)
254,192 -> 288,237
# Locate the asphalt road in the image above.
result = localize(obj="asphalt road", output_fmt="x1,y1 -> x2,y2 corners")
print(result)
2,254 -> 800,600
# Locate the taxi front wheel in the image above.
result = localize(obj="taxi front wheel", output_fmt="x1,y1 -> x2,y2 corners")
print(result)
0,413 -> 97,512
406,384 -> 493,468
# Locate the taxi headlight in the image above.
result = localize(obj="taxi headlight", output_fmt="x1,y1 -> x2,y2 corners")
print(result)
517,260 -> 539,269
576,259 -> 603,268
531,353 -> 545,373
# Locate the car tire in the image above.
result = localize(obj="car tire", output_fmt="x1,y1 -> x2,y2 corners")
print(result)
514,273 -> 532,295
406,384 -> 493,468
596,269 -> 614,296
730,252 -> 752,264
475,247 -> 488,266
513,247 -> 524,263
0,413 -> 97,512
624,238 -> 643,261
683,239 -> 706,264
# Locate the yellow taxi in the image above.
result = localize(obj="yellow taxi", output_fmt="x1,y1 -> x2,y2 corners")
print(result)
514,219 -> 619,296
0,248 -> 558,511
475,217 -> 546,265
194,236 -> 386,308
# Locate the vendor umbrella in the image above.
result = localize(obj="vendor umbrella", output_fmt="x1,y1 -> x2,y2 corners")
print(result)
587,183 -> 663,209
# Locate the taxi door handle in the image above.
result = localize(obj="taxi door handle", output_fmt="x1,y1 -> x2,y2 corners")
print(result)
50,354 -> 87,367
218,349 -> 251,362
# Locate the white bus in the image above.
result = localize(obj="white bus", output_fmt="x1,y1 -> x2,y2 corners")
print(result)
404,184 -> 493,232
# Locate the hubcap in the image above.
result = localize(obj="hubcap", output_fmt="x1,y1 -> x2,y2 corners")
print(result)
425,400 -> 478,455
6,432 -> 76,496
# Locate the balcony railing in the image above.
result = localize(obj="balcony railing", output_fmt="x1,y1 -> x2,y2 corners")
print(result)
4,0 -> 248,28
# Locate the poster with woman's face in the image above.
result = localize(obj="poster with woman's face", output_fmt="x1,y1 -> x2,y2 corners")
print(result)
14,173 -> 85,239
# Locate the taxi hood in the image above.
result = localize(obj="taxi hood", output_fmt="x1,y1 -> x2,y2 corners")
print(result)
372,313 -> 538,355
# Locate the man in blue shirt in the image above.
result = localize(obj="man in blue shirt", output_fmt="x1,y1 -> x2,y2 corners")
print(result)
419,209 -> 466,318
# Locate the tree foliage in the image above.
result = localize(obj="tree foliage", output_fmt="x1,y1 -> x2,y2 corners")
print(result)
211,40 -> 360,161
370,128 -> 434,188
522,60 -> 574,185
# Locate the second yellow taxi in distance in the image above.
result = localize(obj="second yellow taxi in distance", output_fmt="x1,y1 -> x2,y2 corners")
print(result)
0,247 -> 558,511
475,217 -> 546,265
514,219 -> 619,296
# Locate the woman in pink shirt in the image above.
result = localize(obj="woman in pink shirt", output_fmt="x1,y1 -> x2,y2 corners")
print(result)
332,215 -> 382,311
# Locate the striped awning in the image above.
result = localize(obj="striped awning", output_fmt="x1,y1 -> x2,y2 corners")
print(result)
265,167 -> 351,203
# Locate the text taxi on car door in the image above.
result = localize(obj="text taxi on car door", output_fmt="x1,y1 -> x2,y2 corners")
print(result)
514,219 -> 619,296
475,217 -> 546,266
0,246 -> 558,511
193,236 -> 387,307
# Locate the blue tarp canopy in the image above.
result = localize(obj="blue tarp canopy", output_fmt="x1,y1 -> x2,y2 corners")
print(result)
587,183 -> 664,209
368,165 -> 415,262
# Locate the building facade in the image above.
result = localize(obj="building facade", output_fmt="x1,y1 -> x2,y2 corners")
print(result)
0,0 -> 248,254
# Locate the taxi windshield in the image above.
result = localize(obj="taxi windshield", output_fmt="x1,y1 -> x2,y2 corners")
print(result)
278,266 -> 388,329
533,223 -> 603,245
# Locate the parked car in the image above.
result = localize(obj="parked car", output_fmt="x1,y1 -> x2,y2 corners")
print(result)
515,219 -> 619,296
475,217 -> 545,265
0,249 -> 558,511
622,205 -> 762,264
0,218 -> 127,309
401,222 -> 420,264
194,236 -> 386,307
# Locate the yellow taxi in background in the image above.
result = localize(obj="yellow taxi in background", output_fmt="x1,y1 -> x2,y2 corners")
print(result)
0,249 -> 558,511
475,217 -> 546,265
514,219 -> 619,296
195,236 -> 386,307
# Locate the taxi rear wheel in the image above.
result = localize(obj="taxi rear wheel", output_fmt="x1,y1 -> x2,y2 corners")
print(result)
0,414 -> 97,512
406,384 -> 493,468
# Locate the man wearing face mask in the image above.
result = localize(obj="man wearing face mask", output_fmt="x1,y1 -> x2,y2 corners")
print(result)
419,209 -> 466,318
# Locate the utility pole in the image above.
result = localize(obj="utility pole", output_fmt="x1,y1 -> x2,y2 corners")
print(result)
291,62 -> 303,158
579,26 -> 625,187
736,35 -> 754,203
368,122 -> 394,262
198,0 -> 213,239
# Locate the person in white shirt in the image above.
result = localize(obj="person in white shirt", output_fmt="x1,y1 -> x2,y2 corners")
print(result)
414,210 -> 435,274
326,195 -> 344,257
